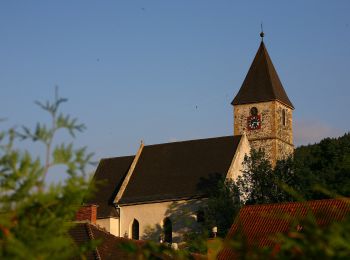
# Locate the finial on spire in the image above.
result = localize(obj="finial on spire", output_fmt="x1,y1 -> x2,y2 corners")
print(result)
260,23 -> 264,41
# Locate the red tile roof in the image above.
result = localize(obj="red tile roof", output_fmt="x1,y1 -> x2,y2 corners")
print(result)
70,223 -> 206,259
69,222 -> 145,260
218,198 -> 350,259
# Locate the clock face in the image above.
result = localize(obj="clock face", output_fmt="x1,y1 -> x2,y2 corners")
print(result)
247,115 -> 261,130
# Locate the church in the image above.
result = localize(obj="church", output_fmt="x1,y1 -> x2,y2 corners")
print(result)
87,35 -> 294,244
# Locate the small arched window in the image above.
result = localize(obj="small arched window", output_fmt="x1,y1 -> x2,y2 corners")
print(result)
131,219 -> 139,240
282,109 -> 286,126
163,217 -> 172,243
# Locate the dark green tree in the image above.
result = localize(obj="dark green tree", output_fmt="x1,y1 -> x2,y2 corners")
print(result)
202,177 -> 241,238
185,174 -> 242,242
180,175 -> 241,253
294,133 -> 350,199
237,149 -> 298,205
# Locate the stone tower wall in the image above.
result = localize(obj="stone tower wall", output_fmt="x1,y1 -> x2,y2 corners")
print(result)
234,101 -> 275,139
233,101 -> 293,165
249,139 -> 276,163
274,102 -> 293,145
276,139 -> 294,160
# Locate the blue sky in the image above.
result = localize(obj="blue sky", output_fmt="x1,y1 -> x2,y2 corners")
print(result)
1,1 -> 350,179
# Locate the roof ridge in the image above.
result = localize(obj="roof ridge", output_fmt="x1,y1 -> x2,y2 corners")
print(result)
114,142 -> 145,203
263,42 -> 295,109
261,42 -> 277,98
144,135 -> 240,148
118,195 -> 206,206
88,222 -> 111,234
100,155 -> 135,161
85,223 -> 102,260
89,223 -> 147,244
242,198 -> 349,210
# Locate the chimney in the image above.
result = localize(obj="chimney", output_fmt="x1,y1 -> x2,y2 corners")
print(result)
75,204 -> 98,224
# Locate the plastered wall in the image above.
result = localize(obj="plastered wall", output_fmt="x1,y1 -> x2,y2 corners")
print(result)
120,199 -> 204,243
96,217 -> 119,236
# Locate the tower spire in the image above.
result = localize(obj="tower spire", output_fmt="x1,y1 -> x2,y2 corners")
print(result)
260,23 -> 264,41
231,36 -> 294,109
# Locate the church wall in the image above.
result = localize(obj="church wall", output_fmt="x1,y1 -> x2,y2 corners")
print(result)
226,133 -> 251,181
96,217 -> 120,236
120,199 -> 204,243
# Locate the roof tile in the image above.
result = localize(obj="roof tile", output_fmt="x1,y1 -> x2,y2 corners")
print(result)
218,199 -> 350,259
70,223 -> 145,260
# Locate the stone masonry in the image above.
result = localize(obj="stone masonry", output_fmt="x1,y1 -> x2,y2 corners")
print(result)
234,100 -> 293,165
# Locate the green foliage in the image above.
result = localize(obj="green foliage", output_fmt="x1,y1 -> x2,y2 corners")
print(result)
119,240 -> 193,260
274,212 -> 350,259
183,231 -> 208,255
238,133 -> 350,203
0,90 -> 93,259
179,135 -> 350,257
294,133 -> 350,199
180,176 -> 241,254
201,176 -> 241,238
238,149 -> 299,205
126,134 -> 350,258
187,134 -> 350,254
184,150 -> 297,249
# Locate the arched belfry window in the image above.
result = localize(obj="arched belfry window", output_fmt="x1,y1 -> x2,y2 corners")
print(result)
250,107 -> 258,116
163,217 -> 172,243
282,109 -> 286,126
131,219 -> 139,240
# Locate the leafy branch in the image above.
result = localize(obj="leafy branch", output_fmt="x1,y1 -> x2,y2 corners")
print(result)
0,89 -> 95,259
15,87 -> 91,184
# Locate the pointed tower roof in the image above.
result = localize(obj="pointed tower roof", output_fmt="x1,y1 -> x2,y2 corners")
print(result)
232,41 -> 294,109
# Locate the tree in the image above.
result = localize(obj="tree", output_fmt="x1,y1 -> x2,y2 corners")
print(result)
161,174 -> 242,254
237,149 -> 299,205
0,90 -> 94,259
293,133 -> 350,200
184,150 -> 298,252
182,174 -> 241,249
237,134 -> 350,204
201,176 -> 241,238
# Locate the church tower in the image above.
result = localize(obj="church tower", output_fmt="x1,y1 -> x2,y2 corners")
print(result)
232,37 -> 294,165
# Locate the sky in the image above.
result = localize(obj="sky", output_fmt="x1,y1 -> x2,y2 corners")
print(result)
1,1 -> 349,180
